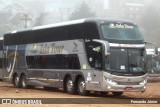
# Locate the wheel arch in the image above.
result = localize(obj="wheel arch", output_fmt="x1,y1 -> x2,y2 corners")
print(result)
20,73 -> 26,79
12,73 -> 18,84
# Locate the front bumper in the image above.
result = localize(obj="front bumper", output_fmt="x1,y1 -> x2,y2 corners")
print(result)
105,83 -> 146,92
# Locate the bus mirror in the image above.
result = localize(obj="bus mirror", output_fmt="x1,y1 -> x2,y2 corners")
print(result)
104,41 -> 110,56
92,39 -> 110,56
105,52 -> 110,56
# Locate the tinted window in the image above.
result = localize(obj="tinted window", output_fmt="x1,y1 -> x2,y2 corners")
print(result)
85,42 -> 103,70
26,54 -> 80,69
0,59 -> 2,68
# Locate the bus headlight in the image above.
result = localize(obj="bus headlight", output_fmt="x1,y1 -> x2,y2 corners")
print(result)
139,79 -> 147,85
104,76 -> 117,85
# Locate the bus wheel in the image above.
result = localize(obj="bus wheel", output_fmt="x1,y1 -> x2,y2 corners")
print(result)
77,78 -> 88,96
112,92 -> 123,96
20,75 -> 28,89
66,77 -> 75,94
13,75 -> 20,88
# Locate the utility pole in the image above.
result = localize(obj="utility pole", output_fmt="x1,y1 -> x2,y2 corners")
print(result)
20,13 -> 32,28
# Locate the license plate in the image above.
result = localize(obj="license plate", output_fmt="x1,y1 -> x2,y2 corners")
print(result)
125,87 -> 133,90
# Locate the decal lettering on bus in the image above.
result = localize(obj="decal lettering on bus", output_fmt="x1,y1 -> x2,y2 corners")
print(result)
51,43 -> 64,54
109,23 -> 134,29
40,43 -> 64,54
72,42 -> 78,52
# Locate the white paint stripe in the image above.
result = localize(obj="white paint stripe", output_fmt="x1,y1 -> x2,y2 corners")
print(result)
48,79 -> 59,81
32,19 -> 85,30
7,63 -> 11,73
9,45 -> 17,78
6,46 -> 12,73
38,78 -> 47,81
28,78 -> 37,80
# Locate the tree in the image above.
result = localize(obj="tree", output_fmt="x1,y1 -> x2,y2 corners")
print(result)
34,12 -> 47,27
69,2 -> 96,20
140,1 -> 160,46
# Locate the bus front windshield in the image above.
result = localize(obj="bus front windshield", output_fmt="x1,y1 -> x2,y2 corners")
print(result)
101,23 -> 143,41
105,48 -> 145,74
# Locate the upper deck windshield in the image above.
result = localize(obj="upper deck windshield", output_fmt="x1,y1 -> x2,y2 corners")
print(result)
101,23 -> 143,41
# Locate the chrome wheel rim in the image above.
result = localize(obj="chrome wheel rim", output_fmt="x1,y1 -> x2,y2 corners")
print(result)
22,78 -> 26,87
67,80 -> 73,91
15,76 -> 19,86
79,81 -> 85,93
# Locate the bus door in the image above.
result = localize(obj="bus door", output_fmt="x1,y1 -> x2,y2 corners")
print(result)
85,41 -> 104,91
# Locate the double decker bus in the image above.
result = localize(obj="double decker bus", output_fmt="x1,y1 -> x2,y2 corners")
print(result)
3,18 -> 147,96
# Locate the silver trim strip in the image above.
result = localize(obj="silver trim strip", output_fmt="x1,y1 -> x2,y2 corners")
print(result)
28,69 -> 82,72
109,43 -> 145,48
28,78 -> 60,82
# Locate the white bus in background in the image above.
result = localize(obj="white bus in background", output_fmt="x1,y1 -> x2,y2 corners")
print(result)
146,48 -> 160,82
0,38 -> 3,80
3,18 -> 150,96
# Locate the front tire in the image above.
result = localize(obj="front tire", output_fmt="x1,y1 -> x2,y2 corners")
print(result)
66,77 -> 75,94
13,75 -> 20,88
77,78 -> 88,96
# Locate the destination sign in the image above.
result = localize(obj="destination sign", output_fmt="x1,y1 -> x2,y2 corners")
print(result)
109,23 -> 134,29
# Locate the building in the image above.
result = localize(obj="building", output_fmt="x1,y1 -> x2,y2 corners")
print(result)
0,0 -> 35,37
101,0 -> 153,23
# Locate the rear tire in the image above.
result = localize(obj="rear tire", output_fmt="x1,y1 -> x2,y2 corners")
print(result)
20,75 -> 28,88
66,77 -> 75,94
77,78 -> 88,96
13,75 -> 20,88
112,92 -> 123,96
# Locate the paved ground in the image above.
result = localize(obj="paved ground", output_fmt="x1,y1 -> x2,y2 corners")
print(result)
0,81 -> 160,107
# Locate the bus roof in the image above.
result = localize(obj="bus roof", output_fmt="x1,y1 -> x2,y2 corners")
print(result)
4,18 -> 137,46
7,18 -> 136,35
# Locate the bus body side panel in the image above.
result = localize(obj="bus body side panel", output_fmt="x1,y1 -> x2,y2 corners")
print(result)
23,39 -> 101,90
3,45 -> 27,82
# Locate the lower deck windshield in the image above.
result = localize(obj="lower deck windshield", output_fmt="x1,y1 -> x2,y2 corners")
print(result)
105,48 -> 145,75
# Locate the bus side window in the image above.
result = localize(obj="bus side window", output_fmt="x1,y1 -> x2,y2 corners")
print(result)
85,42 -> 103,70
26,54 -> 80,70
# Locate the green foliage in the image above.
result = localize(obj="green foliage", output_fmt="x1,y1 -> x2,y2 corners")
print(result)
69,2 -> 96,20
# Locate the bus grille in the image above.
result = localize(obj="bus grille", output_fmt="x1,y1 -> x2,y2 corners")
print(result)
117,82 -> 139,85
